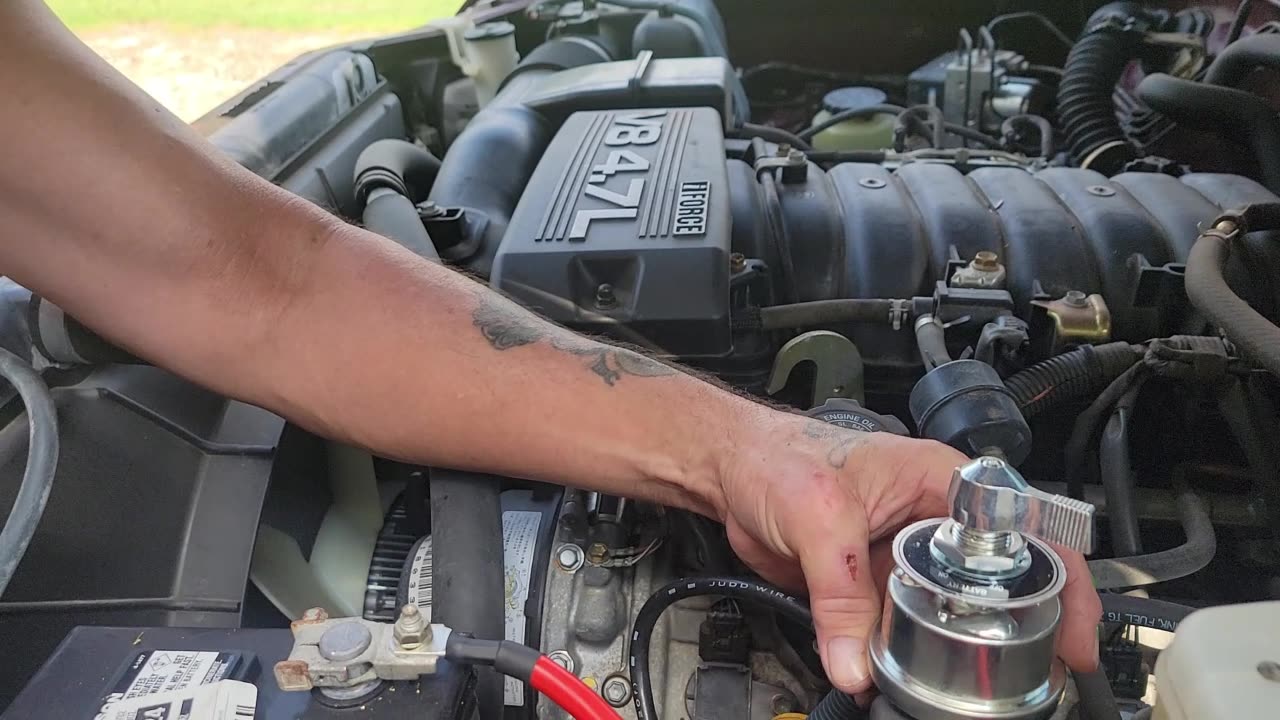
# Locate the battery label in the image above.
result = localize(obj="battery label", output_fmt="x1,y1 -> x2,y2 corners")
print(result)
94,680 -> 256,720
502,510 -> 542,707
96,650 -> 248,719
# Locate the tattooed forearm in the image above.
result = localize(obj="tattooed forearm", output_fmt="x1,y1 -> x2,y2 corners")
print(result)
802,419 -> 867,470
472,301 -> 546,350
472,295 -> 677,386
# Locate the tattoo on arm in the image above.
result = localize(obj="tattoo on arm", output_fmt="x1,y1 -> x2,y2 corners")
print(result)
472,295 -> 677,386
802,420 -> 867,470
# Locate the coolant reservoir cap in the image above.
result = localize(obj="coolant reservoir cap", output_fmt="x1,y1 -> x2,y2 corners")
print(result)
822,86 -> 888,115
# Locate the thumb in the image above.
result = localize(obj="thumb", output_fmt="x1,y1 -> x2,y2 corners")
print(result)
798,511 -> 880,694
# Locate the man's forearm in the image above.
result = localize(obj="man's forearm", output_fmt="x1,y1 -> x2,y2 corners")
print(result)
0,0 -> 753,517
260,218 -> 755,516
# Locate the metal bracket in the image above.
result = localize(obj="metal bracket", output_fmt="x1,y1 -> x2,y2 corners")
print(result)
766,330 -> 865,407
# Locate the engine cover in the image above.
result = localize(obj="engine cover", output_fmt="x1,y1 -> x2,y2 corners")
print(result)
491,107 -> 732,357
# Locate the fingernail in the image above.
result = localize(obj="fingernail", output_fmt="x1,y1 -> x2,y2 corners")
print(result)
826,636 -> 869,691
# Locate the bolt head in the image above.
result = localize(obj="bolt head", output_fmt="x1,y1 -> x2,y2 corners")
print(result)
587,542 -> 609,564
602,677 -> 632,706
394,604 -> 430,649
972,251 -> 1000,271
547,650 -> 575,673
1063,290 -> 1088,308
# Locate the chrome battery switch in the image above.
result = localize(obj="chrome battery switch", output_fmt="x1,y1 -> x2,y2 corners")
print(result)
869,457 -> 1096,720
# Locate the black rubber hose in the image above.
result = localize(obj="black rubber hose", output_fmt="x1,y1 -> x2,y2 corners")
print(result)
1004,342 -> 1144,419
895,105 -> 945,149
1206,31 -> 1280,87
1000,114 -> 1054,158
733,123 -> 814,151
799,103 -> 908,142
1074,669 -> 1123,720
360,190 -> 439,261
28,296 -> 139,365
1136,74 -> 1280,194
1099,382 -> 1144,557
629,577 -> 813,720
430,469 -> 505,720
1089,480 -> 1216,590
1184,219 -> 1280,377
914,315 -> 950,371
759,169 -> 800,305
0,347 -> 58,598
758,299 -> 900,331
1064,364 -> 1148,500
809,689 -> 867,720
352,139 -> 441,204
1057,4 -> 1148,173
1100,593 -> 1195,631
1226,0 -> 1257,48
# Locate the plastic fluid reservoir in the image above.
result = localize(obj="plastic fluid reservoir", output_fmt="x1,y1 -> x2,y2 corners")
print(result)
809,87 -> 895,152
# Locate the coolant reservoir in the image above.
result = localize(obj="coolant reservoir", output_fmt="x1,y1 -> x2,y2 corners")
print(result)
1153,601 -> 1280,720
809,87 -> 896,151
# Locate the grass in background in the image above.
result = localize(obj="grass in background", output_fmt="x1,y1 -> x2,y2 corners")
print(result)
48,0 -> 462,32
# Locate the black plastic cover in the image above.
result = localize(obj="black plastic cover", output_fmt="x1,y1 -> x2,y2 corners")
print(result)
491,107 -> 733,357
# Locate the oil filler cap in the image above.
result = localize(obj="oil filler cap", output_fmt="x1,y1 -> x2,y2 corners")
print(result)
807,398 -> 908,436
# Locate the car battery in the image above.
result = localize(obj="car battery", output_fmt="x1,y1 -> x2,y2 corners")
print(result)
4,625 -> 474,719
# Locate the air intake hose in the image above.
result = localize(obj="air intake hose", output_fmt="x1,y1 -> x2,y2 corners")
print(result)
1057,3 -> 1166,174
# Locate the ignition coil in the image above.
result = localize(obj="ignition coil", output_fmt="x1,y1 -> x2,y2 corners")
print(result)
870,456 -> 1095,720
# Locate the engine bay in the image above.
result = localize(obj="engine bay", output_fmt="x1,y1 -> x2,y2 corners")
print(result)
3,1 -> 1280,719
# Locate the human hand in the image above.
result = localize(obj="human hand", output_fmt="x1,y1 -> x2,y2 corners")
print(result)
717,410 -> 1102,693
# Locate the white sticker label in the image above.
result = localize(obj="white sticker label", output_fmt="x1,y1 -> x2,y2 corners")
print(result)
116,652 -> 228,701
502,510 -> 542,706
405,536 -> 433,621
95,680 -> 256,720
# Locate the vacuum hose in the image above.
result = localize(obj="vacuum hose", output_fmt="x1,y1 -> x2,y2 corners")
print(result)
0,347 -> 58,597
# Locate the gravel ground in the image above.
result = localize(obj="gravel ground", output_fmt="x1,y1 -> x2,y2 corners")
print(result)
79,25 -> 377,121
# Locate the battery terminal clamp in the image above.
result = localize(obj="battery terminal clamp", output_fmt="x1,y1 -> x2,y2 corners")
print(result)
870,456 -> 1096,720
275,605 -> 624,720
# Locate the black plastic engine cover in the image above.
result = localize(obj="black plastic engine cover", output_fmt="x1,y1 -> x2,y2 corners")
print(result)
491,107 -> 732,358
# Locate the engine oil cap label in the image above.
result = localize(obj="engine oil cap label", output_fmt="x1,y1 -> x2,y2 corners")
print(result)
99,650 -> 249,712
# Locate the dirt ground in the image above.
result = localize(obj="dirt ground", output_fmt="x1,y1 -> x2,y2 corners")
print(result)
79,25 -> 376,121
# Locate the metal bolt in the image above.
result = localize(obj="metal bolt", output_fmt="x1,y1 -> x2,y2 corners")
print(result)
1063,290 -> 1089,308
729,252 -> 746,273
770,693 -> 795,714
547,650 -> 575,673
1086,185 -> 1116,197
587,542 -> 609,565
786,148 -> 806,164
972,250 -> 1000,271
394,603 -> 431,649
556,544 -> 585,572
1259,660 -> 1280,682
602,676 -> 632,707
318,621 -> 373,662
858,177 -> 887,189
775,143 -> 792,157
594,283 -> 617,309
